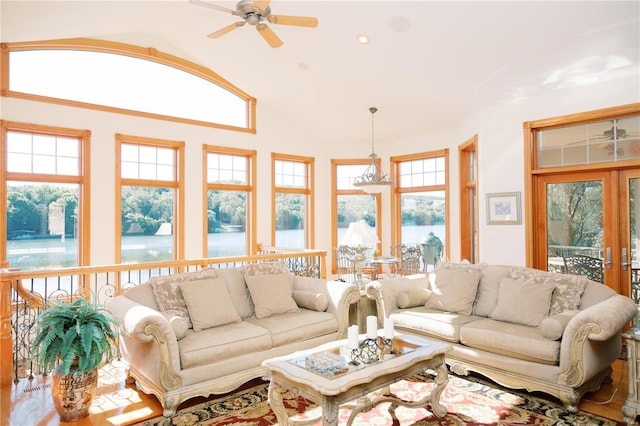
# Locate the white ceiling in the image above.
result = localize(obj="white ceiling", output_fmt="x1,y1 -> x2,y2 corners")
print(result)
1,1 -> 639,145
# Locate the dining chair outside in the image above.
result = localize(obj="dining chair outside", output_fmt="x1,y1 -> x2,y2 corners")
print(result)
334,245 -> 358,283
390,243 -> 422,276
563,255 -> 604,283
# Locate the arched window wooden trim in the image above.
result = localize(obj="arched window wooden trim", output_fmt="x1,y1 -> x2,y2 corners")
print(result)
0,38 -> 257,133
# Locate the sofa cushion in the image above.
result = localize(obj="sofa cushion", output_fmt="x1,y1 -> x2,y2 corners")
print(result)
540,310 -> 579,340
180,277 -> 241,332
245,273 -> 299,318
509,267 -> 587,314
292,291 -> 328,312
460,318 -> 560,365
150,275 -> 194,329
246,310 -> 337,346
489,277 -> 554,326
425,264 -> 481,315
389,307 -> 481,343
213,267 -> 254,318
178,322 -> 272,369
397,289 -> 432,308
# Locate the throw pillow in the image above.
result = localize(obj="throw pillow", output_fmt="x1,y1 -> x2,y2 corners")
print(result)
160,312 -> 188,340
509,268 -> 587,314
540,310 -> 580,340
292,291 -> 328,312
242,261 -> 291,278
489,277 -> 555,326
245,273 -> 300,319
179,277 -> 241,332
150,275 -> 193,329
425,266 -> 481,314
396,288 -> 432,308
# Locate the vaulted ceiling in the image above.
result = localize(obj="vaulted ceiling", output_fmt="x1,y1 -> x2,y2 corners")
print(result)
2,1 -> 639,145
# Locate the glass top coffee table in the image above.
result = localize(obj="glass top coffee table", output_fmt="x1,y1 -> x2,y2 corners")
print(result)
262,333 -> 451,425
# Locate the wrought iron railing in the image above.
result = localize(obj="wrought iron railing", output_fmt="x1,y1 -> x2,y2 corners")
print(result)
0,248 -> 326,386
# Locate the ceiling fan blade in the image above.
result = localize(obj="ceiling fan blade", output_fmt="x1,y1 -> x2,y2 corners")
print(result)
256,24 -> 283,48
267,15 -> 318,27
252,0 -> 271,14
207,22 -> 245,38
190,0 -> 236,14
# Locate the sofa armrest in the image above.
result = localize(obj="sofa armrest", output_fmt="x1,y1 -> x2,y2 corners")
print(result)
106,294 -> 182,390
558,294 -> 636,386
293,276 -> 359,337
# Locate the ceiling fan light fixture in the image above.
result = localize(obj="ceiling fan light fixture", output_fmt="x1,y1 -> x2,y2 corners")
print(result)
353,107 -> 393,195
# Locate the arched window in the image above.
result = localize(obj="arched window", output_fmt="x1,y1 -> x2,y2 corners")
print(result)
1,39 -> 256,132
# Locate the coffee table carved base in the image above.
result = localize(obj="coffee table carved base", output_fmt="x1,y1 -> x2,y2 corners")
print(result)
267,360 -> 449,426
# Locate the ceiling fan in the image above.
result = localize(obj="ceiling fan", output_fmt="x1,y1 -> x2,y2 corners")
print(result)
190,0 -> 318,48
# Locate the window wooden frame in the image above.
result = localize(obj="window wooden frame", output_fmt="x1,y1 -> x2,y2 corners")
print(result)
330,159 -> 382,274
271,153 -> 314,248
390,149 -> 449,259
459,135 -> 478,262
1,39 -> 257,133
115,134 -> 185,263
1,120 -> 91,267
202,145 -> 257,256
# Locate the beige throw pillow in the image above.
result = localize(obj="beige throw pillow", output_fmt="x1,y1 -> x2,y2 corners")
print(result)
396,289 -> 432,308
292,291 -> 328,312
540,310 -> 579,340
245,273 -> 300,318
489,277 -> 555,326
179,277 -> 241,332
425,267 -> 481,314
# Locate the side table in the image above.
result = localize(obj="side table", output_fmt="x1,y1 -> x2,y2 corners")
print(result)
349,289 -> 377,331
622,328 -> 640,424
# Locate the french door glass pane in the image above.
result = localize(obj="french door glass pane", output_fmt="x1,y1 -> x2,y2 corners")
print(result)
631,178 -> 639,301
546,181 -> 603,273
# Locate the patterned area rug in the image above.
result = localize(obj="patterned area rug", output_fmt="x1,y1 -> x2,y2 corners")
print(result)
135,374 -> 622,426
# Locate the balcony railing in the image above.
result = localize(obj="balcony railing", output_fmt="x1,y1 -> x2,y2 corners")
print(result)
0,247 -> 326,387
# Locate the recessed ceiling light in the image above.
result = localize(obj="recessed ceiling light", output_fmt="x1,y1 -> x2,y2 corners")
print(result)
357,35 -> 370,44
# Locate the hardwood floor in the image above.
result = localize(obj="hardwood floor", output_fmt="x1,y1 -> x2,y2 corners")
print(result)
1,358 -> 631,425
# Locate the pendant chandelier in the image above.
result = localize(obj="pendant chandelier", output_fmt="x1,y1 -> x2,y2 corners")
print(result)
353,107 -> 393,194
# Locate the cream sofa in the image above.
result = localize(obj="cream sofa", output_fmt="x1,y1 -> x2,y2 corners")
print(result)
106,262 -> 359,416
365,262 -> 637,412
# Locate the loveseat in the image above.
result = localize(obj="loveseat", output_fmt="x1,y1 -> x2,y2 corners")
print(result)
365,262 -> 638,412
105,262 -> 359,416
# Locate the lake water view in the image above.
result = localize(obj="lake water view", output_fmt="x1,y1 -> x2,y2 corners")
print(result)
6,225 -> 446,271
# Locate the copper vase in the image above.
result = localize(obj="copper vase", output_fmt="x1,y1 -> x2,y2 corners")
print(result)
51,363 -> 98,422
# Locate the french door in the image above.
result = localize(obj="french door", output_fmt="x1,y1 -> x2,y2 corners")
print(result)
533,168 -> 639,298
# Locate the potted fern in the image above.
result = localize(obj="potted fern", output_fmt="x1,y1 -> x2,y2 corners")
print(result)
31,298 -> 119,421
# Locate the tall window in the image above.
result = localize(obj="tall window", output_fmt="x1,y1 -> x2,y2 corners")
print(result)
1,121 -> 90,270
391,150 -> 449,269
331,160 -> 381,270
459,135 -> 478,263
203,145 -> 256,256
2,39 -> 256,132
115,134 -> 184,264
272,154 -> 314,249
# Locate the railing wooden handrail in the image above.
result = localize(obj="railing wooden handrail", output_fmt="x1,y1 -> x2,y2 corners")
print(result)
1,249 -> 326,387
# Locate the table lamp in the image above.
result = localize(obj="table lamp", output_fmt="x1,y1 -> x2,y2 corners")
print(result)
339,220 -> 380,288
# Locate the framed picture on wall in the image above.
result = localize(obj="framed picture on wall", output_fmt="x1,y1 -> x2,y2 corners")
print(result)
486,192 -> 521,225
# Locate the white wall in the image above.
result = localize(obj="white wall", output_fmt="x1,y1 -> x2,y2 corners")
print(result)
2,71 -> 638,271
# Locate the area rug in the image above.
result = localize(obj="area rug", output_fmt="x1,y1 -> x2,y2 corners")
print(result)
135,374 -> 622,426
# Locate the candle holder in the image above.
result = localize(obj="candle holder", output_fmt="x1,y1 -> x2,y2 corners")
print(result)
350,336 -> 393,364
